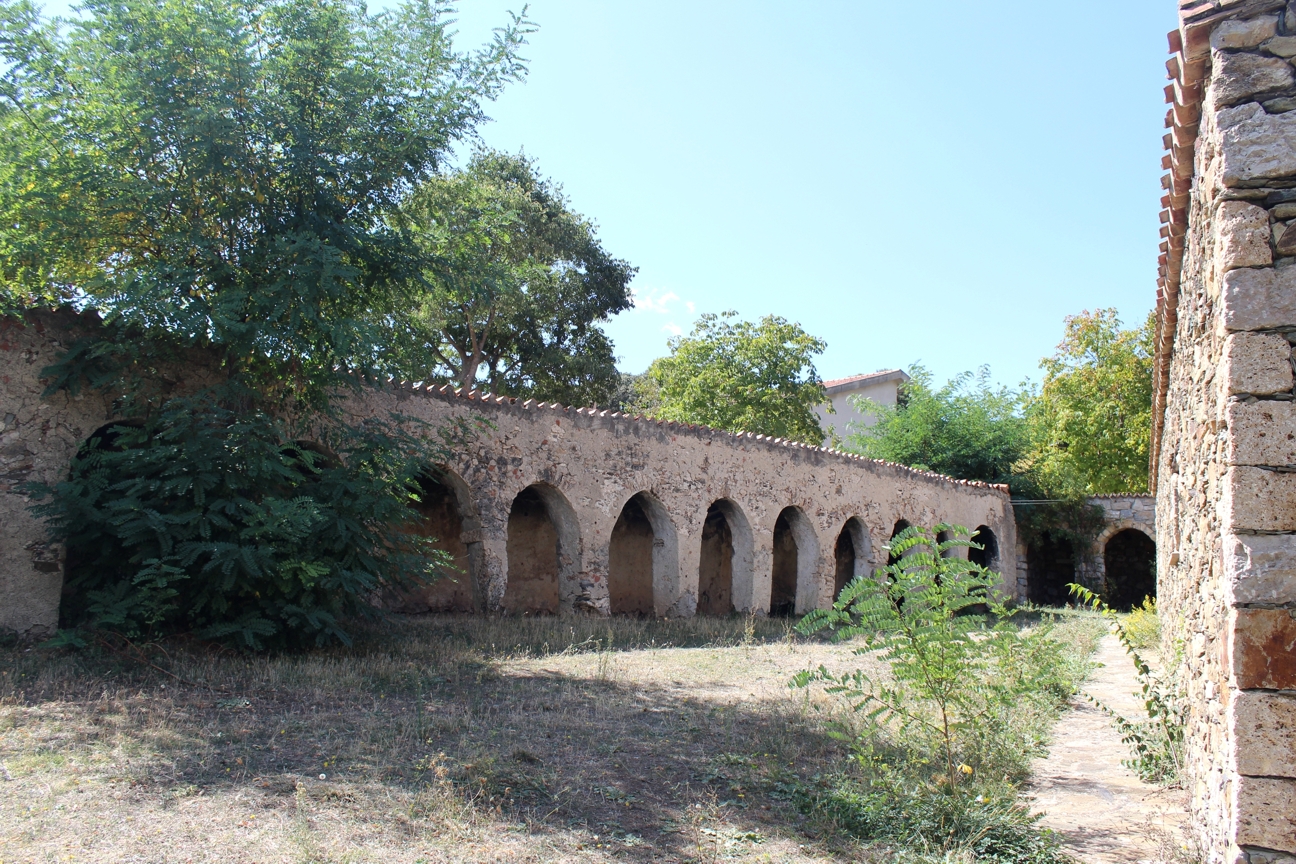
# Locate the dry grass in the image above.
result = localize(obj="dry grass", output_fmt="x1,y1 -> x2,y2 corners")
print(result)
1,611 -> 1105,864
1,615 -> 883,864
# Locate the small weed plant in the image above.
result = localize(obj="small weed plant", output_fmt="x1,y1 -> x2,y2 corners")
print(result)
1069,584 -> 1185,785
795,524 -> 1089,863
1122,596 -> 1161,649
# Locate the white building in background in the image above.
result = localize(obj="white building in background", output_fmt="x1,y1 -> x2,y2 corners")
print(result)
814,369 -> 910,443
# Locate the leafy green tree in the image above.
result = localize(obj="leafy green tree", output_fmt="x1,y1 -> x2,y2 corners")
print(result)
394,150 -> 634,406
846,365 -> 1027,488
1,0 -> 529,648
1022,309 -> 1154,495
645,311 -> 828,444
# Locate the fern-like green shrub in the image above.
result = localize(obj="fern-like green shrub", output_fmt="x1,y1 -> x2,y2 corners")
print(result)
30,394 -> 471,650
1069,585 -> 1184,784
793,524 -> 1092,861
795,524 -> 1079,785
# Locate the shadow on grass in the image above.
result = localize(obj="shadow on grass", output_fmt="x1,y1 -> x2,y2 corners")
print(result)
1,614 -> 862,862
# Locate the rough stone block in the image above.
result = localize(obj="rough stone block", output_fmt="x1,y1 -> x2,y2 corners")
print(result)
1223,466 -> 1296,531
1216,201 -> 1273,270
1213,51 -> 1296,107
1219,102 -> 1296,186
1226,533 -> 1296,604
1235,776 -> 1296,853
1232,608 -> 1296,690
1222,266 -> 1296,330
1224,332 -> 1294,395
1232,691 -> 1296,777
1265,34 -> 1296,57
1212,15 -> 1278,50
1227,400 -> 1296,465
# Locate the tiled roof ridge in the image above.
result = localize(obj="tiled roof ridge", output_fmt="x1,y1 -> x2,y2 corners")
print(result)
821,369 -> 909,389
379,378 -> 1012,496
1087,492 -> 1156,499
1151,1 -> 1288,488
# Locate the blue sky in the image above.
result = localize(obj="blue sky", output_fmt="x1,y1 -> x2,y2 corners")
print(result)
41,0 -> 1180,388
439,0 -> 1179,387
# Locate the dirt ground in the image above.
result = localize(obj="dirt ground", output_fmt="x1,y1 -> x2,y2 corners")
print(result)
1,616 -> 886,864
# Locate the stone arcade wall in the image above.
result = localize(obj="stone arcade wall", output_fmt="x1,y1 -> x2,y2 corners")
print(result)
1156,2 -> 1296,861
0,309 -> 1017,637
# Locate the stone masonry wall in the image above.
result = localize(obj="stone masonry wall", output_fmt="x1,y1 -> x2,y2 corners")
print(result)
0,310 -> 1017,637
1157,3 -> 1296,861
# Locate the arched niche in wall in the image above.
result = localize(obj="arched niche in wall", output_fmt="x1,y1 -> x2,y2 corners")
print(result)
833,517 -> 871,599
608,491 -> 678,616
968,525 -> 1000,572
770,506 -> 819,617
698,499 -> 753,616
393,465 -> 483,614
502,483 -> 581,615
1104,528 -> 1156,611
887,519 -> 912,566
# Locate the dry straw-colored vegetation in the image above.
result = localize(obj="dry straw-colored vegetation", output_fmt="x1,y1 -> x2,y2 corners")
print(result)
1,613 -> 1100,863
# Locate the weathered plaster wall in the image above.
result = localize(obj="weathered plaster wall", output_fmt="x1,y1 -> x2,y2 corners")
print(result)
343,384 -> 1018,620
1157,3 -> 1296,860
0,311 -> 1018,637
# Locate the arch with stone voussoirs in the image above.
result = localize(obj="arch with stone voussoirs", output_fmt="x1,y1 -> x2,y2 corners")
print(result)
1090,521 -> 1156,608
1079,520 -> 1155,596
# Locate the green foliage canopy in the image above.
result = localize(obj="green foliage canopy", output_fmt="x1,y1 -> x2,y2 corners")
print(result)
645,311 -> 828,444
393,150 -> 634,406
0,0 -> 530,401
1022,308 -> 1154,495
1,0 -> 529,648
845,365 -> 1027,488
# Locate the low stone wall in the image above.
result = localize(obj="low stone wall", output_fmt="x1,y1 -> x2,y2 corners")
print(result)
0,310 -> 1017,637
1156,3 -> 1296,860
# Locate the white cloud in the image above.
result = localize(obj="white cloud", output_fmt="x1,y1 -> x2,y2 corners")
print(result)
632,286 -> 687,316
686,301 -> 696,314
662,322 -> 683,337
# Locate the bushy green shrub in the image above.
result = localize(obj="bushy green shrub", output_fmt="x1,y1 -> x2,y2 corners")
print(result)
1122,596 -> 1161,650
32,394 -> 475,650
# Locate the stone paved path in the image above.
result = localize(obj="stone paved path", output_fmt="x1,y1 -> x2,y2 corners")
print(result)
1028,633 -> 1191,864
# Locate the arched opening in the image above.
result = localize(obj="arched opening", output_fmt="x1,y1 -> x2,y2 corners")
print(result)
699,504 -> 735,615
834,517 -> 869,599
770,507 -> 818,616
394,468 -> 480,613
503,486 -> 567,615
968,525 -> 999,571
608,492 -> 677,616
1026,532 -> 1075,607
887,519 -> 912,566
699,499 -> 753,615
1104,529 -> 1156,611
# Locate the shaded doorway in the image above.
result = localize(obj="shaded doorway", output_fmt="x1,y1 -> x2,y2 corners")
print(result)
395,469 -> 478,613
609,494 -> 656,616
1026,533 -> 1076,607
503,486 -> 563,615
969,525 -> 999,571
699,504 -> 735,615
1105,529 -> 1156,611
834,518 -> 868,599
771,507 -> 817,616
